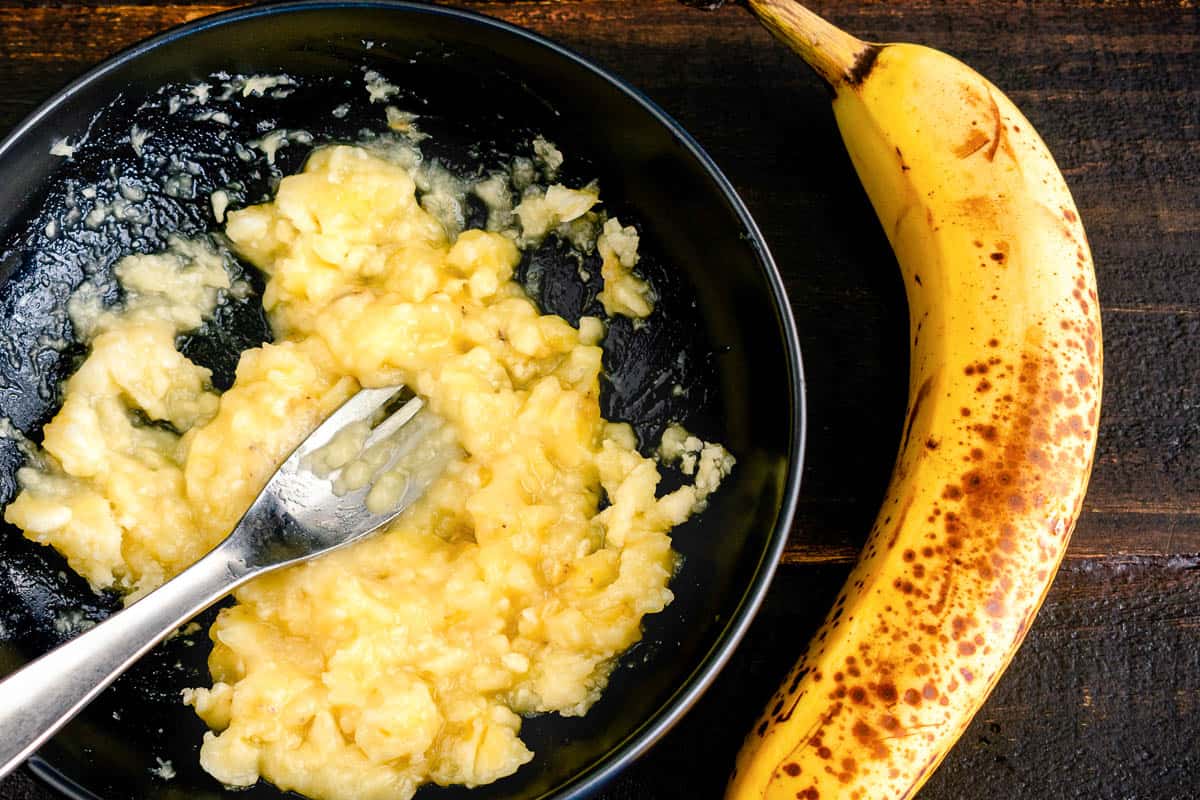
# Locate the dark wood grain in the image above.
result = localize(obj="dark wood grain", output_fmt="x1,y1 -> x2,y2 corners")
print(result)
0,1 -> 1197,798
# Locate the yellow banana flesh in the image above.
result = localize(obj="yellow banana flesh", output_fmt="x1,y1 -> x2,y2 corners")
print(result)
728,3 -> 1102,799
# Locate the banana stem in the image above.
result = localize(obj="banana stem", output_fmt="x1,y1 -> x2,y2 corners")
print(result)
745,0 -> 877,88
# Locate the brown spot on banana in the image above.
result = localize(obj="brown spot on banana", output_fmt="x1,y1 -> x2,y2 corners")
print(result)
953,129 -> 991,159
957,195 -> 1001,228
983,89 -> 1014,163
845,44 -> 882,85
899,374 -> 935,456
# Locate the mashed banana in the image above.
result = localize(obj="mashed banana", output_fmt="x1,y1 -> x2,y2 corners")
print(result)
5,143 -> 731,799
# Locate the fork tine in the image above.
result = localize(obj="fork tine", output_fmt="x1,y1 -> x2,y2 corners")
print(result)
292,386 -> 406,459
361,396 -> 424,452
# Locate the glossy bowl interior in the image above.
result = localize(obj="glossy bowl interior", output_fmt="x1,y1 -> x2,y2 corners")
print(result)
0,2 -> 804,798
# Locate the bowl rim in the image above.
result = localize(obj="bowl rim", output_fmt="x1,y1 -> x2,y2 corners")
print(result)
7,1 -> 808,797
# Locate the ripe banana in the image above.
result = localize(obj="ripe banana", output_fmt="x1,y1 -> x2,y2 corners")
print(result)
728,2 -> 1102,799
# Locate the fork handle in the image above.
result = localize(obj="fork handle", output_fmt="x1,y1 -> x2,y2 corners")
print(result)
0,543 -> 248,780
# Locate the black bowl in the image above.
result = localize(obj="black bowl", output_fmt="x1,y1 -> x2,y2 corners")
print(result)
0,2 -> 805,798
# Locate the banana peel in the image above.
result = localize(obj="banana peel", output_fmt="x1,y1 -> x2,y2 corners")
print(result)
727,2 -> 1102,798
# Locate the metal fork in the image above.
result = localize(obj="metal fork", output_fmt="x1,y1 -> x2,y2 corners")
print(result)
0,385 -> 445,779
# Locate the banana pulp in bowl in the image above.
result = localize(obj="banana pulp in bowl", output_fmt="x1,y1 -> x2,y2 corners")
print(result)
5,135 -> 733,799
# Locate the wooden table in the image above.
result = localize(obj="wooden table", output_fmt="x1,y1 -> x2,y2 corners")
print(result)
1,1 -> 1197,798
